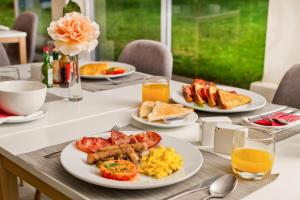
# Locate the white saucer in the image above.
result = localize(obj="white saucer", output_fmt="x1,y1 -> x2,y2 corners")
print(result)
131,111 -> 198,128
1,108 -> 47,124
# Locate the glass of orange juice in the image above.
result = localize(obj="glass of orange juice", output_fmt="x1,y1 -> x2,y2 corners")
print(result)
231,128 -> 275,180
142,76 -> 170,103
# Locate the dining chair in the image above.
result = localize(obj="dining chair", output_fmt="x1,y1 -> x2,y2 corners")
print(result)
0,43 -> 11,66
6,11 -> 38,64
118,40 -> 173,79
272,64 -> 300,109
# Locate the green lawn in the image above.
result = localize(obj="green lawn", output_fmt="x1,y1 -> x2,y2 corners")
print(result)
1,0 -> 268,89
98,0 -> 268,88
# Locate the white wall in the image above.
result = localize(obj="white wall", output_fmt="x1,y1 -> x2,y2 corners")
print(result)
263,0 -> 300,84
251,0 -> 300,101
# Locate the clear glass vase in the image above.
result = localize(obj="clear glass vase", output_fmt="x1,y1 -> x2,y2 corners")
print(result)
68,55 -> 83,101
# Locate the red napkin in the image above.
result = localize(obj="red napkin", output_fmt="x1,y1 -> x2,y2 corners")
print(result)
255,112 -> 300,126
0,110 -> 14,118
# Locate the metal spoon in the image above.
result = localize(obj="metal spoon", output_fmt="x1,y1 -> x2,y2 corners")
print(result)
200,174 -> 238,200
163,176 -> 220,200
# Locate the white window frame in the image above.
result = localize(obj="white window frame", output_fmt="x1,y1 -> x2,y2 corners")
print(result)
161,0 -> 172,49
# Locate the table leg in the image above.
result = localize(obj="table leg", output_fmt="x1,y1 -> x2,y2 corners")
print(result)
19,37 -> 27,64
0,155 -> 18,200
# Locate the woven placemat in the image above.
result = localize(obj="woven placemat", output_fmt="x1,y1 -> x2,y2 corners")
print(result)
81,72 -> 147,92
18,127 -> 278,200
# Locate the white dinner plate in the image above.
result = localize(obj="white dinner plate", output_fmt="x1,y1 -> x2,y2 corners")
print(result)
172,84 -> 266,113
80,61 -> 136,79
2,108 -> 47,124
131,111 -> 198,128
60,131 -> 203,189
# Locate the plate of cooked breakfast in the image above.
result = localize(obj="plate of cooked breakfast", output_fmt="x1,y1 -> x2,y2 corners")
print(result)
79,61 -> 136,79
172,79 -> 266,113
132,101 -> 198,128
60,130 -> 203,189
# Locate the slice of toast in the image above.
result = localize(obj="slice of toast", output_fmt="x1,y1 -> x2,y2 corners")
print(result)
207,85 -> 218,107
139,101 -> 155,118
182,85 -> 194,103
217,89 -> 251,109
193,83 -> 206,105
147,102 -> 194,122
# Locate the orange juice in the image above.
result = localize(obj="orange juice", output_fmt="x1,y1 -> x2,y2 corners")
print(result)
142,83 -> 170,103
231,148 -> 274,174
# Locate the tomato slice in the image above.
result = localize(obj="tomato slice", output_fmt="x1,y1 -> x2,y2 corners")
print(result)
100,160 -> 137,181
76,137 -> 112,153
112,69 -> 125,75
134,131 -> 161,148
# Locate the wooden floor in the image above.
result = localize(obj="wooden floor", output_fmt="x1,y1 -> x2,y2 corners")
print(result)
19,182 -> 49,200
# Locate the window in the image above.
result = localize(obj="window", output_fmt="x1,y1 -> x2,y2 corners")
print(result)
17,0 -> 52,60
172,0 -> 269,88
94,0 -> 161,60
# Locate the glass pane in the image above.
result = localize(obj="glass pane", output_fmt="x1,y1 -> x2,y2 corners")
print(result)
172,0 -> 268,88
94,0 -> 161,60
18,0 -> 52,61
0,0 -> 15,27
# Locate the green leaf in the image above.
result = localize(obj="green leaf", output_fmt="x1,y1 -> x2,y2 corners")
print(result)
104,162 -> 120,169
63,0 -> 81,16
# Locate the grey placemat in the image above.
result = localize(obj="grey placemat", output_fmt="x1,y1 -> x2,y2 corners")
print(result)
19,131 -> 278,200
81,72 -> 147,92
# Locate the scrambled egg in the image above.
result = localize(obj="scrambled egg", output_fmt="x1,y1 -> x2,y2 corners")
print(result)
139,145 -> 183,179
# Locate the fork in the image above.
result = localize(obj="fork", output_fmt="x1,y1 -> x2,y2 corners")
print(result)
43,125 -> 121,159
110,125 -> 121,132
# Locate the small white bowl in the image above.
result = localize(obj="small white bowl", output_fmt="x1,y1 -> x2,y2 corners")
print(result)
0,81 -> 46,116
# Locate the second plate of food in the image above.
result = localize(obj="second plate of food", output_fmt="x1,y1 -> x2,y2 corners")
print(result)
80,61 -> 136,79
172,79 -> 266,113
132,101 -> 198,128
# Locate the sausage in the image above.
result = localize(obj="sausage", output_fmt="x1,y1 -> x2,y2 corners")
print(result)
87,148 -> 122,164
86,143 -> 147,164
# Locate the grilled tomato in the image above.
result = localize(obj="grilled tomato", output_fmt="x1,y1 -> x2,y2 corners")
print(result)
99,160 -> 137,181
76,137 -> 112,153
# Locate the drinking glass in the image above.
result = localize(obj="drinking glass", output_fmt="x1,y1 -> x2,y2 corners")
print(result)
0,67 -> 20,82
231,128 -> 275,180
142,76 -> 170,103
68,55 -> 83,102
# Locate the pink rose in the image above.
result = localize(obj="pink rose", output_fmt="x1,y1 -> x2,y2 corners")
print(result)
47,12 -> 100,56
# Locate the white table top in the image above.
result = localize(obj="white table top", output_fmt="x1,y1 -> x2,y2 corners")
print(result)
0,30 -> 27,38
0,63 -> 299,199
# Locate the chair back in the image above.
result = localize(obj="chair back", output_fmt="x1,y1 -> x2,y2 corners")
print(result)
118,40 -> 173,79
7,11 -> 38,63
273,64 -> 300,108
0,43 -> 11,66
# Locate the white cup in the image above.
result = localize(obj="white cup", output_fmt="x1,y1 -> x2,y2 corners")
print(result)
199,117 -> 232,146
31,64 -> 43,81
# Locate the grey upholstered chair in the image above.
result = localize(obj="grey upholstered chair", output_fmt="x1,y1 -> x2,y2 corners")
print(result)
118,40 -> 173,79
6,11 -> 38,64
0,43 -> 11,66
272,64 -> 300,109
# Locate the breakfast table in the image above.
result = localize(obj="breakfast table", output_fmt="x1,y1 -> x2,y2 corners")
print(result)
0,30 -> 27,64
0,63 -> 300,200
